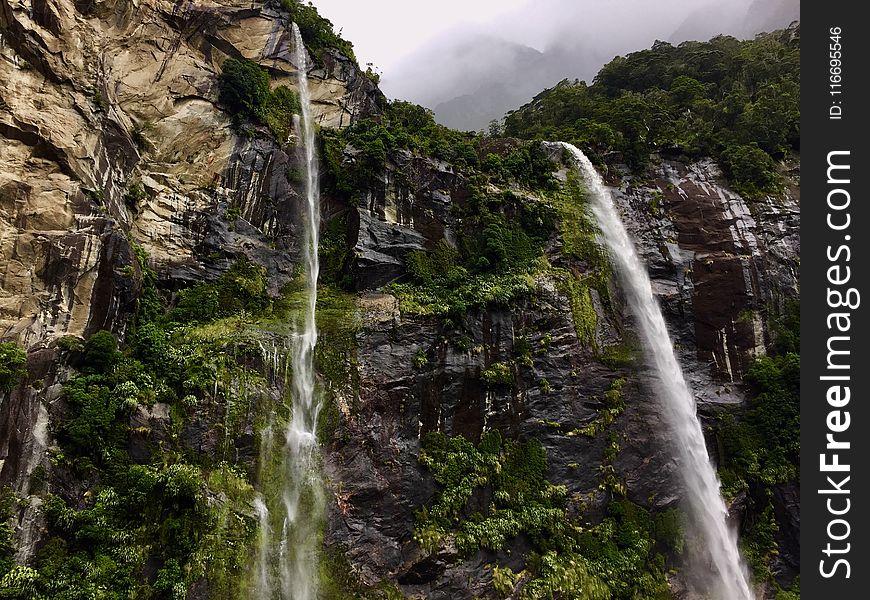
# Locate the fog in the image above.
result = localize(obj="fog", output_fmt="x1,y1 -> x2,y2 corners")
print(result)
314,0 -> 799,130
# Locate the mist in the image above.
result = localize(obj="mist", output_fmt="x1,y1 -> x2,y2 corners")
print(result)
376,0 -> 799,130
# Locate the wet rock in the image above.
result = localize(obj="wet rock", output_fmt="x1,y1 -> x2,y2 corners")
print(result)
771,482 -> 800,585
347,151 -> 464,289
128,402 -> 172,464
611,157 -> 800,404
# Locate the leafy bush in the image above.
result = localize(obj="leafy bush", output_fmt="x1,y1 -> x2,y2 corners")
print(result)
7,249 -> 282,599
170,258 -> 271,324
218,58 -> 300,139
0,489 -> 15,578
720,143 -> 782,199
219,58 -> 271,120
713,298 -> 800,584
319,213 -> 353,287
81,330 -> 120,375
0,342 -> 26,391
480,362 -> 513,388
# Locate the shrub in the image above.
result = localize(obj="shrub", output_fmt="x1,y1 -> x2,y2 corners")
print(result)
81,331 -> 120,375
416,433 -> 675,598
480,362 -> 512,388
219,58 -> 271,121
170,258 -> 271,324
218,59 -> 300,140
281,0 -> 356,63
719,143 -> 782,199
0,342 -> 26,391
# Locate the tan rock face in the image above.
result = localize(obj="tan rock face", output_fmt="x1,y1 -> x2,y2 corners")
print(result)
0,0 -> 379,345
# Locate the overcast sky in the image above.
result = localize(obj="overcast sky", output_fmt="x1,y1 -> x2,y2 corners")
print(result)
311,0 -> 532,72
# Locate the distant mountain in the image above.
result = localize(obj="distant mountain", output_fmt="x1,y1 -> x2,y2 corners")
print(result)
383,0 -> 800,131
381,34 -> 549,130
670,0 -> 799,41
428,41 -> 587,131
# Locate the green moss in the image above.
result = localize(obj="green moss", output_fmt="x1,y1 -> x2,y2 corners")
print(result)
598,432 -> 626,495
552,172 -> 609,282
598,342 -> 638,369
568,378 -> 625,438
480,362 -> 513,388
557,272 -> 598,349
312,286 -> 360,442
192,464 -> 258,598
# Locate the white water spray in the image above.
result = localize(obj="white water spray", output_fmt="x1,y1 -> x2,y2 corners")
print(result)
555,142 -> 753,600
281,23 -> 323,600
254,24 -> 323,600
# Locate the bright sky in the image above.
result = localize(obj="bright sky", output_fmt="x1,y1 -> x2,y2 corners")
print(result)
310,0 -> 530,72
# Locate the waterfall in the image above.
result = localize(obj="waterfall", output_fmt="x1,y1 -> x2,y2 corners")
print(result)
281,22 -> 323,600
554,142 -> 754,600
253,24 -> 323,600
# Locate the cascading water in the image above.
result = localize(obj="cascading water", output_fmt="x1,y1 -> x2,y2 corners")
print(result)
554,142 -> 754,600
281,22 -> 323,600
253,24 -> 323,600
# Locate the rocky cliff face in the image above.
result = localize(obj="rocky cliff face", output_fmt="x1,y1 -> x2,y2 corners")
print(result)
1,2 -> 798,598
321,148 -> 800,597
0,0 -> 379,567
612,156 -> 800,400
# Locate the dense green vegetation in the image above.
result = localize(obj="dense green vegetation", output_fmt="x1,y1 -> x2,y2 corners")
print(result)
416,431 -> 682,599
0,10 -> 802,599
714,300 -> 799,589
322,101 -> 556,194
281,0 -> 357,64
0,342 -> 27,392
218,58 -> 300,140
504,28 -> 799,197
0,252 -> 360,598
321,100 -> 574,324
0,257 -> 280,598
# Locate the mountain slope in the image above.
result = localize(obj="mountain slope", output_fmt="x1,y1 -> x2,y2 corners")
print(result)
1,3 -> 799,599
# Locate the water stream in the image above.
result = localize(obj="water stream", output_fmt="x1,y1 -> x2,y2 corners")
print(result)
555,142 -> 754,600
253,23 -> 323,600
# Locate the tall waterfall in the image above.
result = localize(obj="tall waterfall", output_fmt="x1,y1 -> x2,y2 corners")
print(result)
282,22 -> 323,600
555,142 -> 754,600
253,24 -> 323,600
